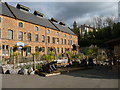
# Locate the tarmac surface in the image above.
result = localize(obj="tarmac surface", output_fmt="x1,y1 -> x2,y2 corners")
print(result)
2,66 -> 119,88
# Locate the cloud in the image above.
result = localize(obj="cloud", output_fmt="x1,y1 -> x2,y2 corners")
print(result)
8,2 -> 118,27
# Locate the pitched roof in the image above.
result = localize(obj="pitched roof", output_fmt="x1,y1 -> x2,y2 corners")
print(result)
0,2 -> 15,18
0,2 -> 76,35
7,4 -> 58,30
51,21 -> 76,35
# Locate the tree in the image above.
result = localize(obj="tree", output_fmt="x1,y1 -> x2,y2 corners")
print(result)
73,21 -> 77,29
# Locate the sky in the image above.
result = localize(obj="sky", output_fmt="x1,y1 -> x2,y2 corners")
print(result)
7,1 -> 118,27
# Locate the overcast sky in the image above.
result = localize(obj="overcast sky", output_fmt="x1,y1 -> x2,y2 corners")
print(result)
8,2 -> 118,27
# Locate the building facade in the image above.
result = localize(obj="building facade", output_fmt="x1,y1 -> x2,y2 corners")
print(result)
0,2 -> 78,58
79,24 -> 97,37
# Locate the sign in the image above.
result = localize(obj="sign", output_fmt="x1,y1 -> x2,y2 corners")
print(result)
16,42 -> 25,47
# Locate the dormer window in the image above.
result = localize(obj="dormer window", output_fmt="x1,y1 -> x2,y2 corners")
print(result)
35,26 -> 39,31
50,18 -> 58,23
16,4 -> 30,12
18,22 -> 23,27
33,11 -> 44,17
59,22 -> 65,26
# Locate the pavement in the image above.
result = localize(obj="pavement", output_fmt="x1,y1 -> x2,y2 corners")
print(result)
2,65 -> 119,88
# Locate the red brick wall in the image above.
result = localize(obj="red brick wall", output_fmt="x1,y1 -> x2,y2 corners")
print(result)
0,15 -> 78,57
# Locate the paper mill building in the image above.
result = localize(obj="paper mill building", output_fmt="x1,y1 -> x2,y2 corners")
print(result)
0,2 -> 78,58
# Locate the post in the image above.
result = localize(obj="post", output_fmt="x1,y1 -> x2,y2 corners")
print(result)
13,56 -> 16,69
33,55 -> 36,70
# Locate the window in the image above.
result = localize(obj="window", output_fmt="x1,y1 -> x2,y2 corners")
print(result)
68,40 -> 72,45
61,48 -> 63,53
47,47 -> 51,53
70,35 -> 72,38
52,37 -> 55,44
42,35 -> 45,42
18,22 -> 23,27
42,47 -> 45,53
64,34 -> 66,37
35,46 -> 39,52
0,17 -> 1,22
56,38 -> 59,44
47,30 -> 50,33
64,39 -> 66,45
0,28 -> 1,38
2,45 -> 9,56
57,48 -> 59,53
28,33 -> 31,41
28,46 -> 31,54
56,32 -> 59,35
47,36 -> 50,43
8,30 -> 13,40
61,39 -> 63,44
18,32 -> 23,40
35,34 -> 38,42
35,26 -> 39,31
70,40 -> 72,45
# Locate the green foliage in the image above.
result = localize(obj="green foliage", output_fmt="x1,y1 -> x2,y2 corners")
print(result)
79,23 -> 120,47
42,54 -> 54,62
70,54 -> 79,60
32,52 -> 39,57
84,46 -> 98,55
36,64 -> 42,70
11,52 -> 20,57
39,47 -> 42,52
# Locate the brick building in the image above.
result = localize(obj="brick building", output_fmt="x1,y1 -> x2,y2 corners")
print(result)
0,2 -> 78,58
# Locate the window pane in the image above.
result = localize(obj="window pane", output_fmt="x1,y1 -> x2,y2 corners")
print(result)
57,38 -> 59,44
28,33 -> 31,41
8,30 -> 13,39
52,37 -> 55,43
56,32 -> 59,35
28,47 -> 31,53
18,32 -> 23,40
42,47 -> 45,52
19,22 -> 23,27
0,28 -> 1,38
6,45 -> 9,50
35,46 -> 39,52
35,34 -> 38,42
0,17 -> 1,22
2,45 -> 5,50
64,39 -> 66,45
47,36 -> 50,43
47,30 -> 50,33
35,26 -> 38,31
42,35 -> 45,42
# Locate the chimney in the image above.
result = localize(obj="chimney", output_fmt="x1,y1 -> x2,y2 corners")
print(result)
33,11 -> 44,17
59,22 -> 65,26
16,4 -> 30,12
51,18 -> 58,23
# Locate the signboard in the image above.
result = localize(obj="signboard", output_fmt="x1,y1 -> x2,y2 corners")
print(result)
16,42 -> 25,47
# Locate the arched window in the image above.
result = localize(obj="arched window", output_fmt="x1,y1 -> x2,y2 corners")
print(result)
35,26 -> 39,31
18,22 -> 23,27
42,35 -> 45,42
35,46 -> 39,52
47,36 -> 50,43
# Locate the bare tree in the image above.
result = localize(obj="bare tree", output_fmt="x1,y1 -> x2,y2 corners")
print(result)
104,16 -> 115,29
91,16 -> 115,29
